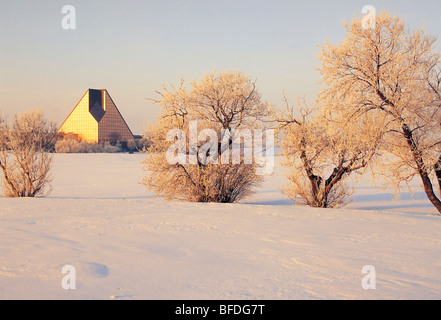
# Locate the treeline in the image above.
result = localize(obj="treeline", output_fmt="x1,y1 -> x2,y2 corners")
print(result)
54,137 -> 150,153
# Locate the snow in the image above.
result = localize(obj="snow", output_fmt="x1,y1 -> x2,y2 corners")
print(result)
0,153 -> 440,300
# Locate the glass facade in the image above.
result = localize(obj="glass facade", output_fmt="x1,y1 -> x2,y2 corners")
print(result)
58,91 -> 99,142
57,89 -> 134,143
98,91 -> 134,142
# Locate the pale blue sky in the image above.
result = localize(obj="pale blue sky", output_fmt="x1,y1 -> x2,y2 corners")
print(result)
1,0 -> 440,134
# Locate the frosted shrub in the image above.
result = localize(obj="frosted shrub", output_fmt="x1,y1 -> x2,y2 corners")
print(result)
100,141 -> 120,153
126,139 -> 137,153
135,136 -> 151,152
275,98 -> 383,208
0,109 -> 57,197
143,70 -> 271,203
54,138 -> 79,153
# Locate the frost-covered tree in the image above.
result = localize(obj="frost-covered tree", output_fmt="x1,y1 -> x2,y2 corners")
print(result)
319,11 -> 441,213
275,97 -> 383,208
0,109 -> 57,197
143,70 -> 271,203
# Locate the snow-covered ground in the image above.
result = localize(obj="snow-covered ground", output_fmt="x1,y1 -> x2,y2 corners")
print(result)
0,153 -> 440,300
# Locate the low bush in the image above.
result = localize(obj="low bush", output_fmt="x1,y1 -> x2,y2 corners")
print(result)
55,139 -> 121,153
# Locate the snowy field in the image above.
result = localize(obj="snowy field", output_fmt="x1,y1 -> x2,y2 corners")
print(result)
0,153 -> 440,300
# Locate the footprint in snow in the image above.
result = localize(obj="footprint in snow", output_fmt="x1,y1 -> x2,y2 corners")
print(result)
78,262 -> 109,279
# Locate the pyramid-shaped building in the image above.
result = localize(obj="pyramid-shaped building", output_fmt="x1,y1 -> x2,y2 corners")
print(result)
58,89 -> 134,143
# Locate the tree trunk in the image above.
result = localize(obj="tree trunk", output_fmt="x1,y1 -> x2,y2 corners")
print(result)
376,87 -> 441,214
402,124 -> 441,213
434,155 -> 441,194
299,138 -> 322,201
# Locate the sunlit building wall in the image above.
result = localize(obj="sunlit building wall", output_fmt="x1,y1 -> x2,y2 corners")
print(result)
58,90 -> 99,142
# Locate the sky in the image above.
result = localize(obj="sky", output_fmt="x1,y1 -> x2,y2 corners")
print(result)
1,0 -> 441,135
